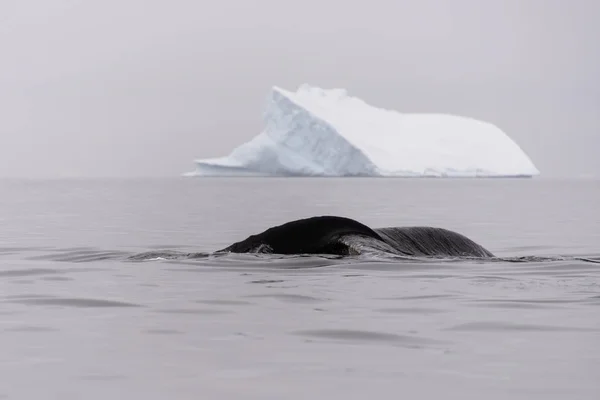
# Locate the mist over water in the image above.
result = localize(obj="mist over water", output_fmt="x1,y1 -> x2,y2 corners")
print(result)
1,178 -> 599,399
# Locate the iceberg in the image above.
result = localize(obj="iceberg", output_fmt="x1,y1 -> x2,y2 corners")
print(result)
185,84 -> 539,177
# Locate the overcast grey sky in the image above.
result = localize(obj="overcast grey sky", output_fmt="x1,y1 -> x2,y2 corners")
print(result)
0,0 -> 598,178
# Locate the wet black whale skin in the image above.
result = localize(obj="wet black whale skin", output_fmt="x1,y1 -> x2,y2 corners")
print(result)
219,215 -> 494,258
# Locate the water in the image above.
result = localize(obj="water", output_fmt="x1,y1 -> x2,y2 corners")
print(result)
0,177 -> 599,399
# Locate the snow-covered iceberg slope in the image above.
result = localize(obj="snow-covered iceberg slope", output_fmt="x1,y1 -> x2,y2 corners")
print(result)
185,84 -> 539,177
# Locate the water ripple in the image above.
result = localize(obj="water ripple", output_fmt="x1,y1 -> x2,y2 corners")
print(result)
5,297 -> 143,308
446,321 -> 598,332
292,329 -> 446,347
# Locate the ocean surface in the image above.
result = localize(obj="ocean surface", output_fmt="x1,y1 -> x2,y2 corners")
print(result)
1,177 -> 599,400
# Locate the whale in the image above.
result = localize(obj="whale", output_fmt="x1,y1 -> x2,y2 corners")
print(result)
219,216 -> 494,258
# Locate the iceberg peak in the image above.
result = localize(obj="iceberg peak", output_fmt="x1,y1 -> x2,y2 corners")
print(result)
185,84 -> 539,178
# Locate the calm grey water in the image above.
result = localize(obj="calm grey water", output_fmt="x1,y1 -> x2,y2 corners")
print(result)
1,177 -> 599,400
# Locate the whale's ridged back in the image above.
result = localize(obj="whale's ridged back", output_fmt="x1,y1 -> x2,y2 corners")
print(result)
374,226 -> 495,258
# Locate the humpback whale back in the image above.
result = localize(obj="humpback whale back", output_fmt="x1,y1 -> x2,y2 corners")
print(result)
219,216 -> 384,255
220,215 -> 494,258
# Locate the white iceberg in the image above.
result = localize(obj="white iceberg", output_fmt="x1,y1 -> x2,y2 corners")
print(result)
185,84 -> 539,177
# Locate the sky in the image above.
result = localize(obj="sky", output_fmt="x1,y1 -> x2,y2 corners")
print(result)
0,0 -> 598,178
